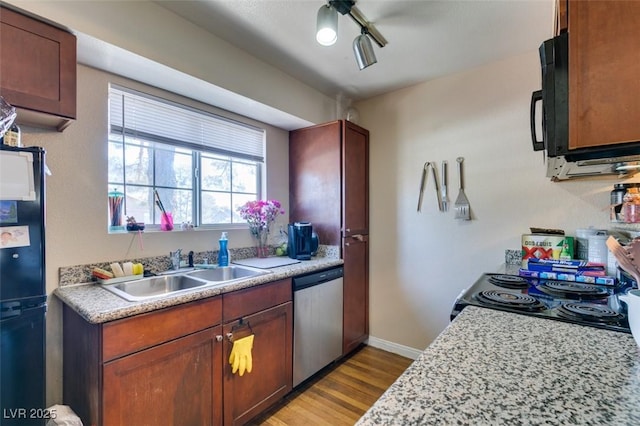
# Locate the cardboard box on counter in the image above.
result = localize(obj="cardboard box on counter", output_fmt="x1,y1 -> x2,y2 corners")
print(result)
521,234 -> 574,267
518,268 -> 616,285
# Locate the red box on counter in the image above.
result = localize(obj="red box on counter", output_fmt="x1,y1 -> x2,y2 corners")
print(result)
521,234 -> 574,267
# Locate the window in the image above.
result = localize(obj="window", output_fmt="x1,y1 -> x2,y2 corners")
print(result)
108,85 -> 265,230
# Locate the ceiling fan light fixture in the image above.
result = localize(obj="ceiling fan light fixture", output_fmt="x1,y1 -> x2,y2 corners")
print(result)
353,31 -> 377,70
316,4 -> 338,46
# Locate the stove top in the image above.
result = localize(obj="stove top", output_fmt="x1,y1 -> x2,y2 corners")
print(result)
451,273 -> 631,333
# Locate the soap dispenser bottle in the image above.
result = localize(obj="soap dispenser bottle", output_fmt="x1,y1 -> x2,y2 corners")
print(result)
218,232 -> 229,267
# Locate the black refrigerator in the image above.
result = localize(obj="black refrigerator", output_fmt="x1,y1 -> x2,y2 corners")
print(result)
0,146 -> 47,425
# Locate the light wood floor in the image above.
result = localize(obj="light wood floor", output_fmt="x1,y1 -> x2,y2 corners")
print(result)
249,346 -> 414,426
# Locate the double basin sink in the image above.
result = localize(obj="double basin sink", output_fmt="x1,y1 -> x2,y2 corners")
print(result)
102,266 -> 269,302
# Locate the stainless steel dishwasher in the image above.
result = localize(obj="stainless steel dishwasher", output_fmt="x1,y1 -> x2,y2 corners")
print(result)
292,266 -> 344,387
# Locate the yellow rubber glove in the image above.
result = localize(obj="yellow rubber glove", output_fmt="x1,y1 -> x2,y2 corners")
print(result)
229,343 -> 240,373
229,334 -> 254,376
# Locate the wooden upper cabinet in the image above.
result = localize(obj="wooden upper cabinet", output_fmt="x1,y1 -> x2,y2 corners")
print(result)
289,120 -> 369,244
0,6 -> 76,130
289,121 -> 343,246
568,0 -> 640,150
555,0 -> 568,34
342,121 -> 369,237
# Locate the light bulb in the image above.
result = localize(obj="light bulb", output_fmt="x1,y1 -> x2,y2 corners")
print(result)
316,5 -> 338,46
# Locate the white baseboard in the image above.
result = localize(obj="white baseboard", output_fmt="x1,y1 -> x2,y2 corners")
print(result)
366,336 -> 423,360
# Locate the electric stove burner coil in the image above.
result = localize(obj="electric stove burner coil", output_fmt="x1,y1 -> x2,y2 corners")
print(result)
557,303 -> 625,324
488,274 -> 529,289
537,281 -> 609,299
475,290 -> 546,311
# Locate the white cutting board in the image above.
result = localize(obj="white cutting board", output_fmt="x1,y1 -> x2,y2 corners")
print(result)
232,257 -> 301,269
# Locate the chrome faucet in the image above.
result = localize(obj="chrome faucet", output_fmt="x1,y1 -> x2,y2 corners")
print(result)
170,249 -> 182,270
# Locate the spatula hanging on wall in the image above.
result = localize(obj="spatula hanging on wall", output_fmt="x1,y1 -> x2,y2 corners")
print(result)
454,157 -> 471,220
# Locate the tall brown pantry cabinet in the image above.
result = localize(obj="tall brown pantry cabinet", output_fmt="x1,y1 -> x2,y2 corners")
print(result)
289,120 -> 369,355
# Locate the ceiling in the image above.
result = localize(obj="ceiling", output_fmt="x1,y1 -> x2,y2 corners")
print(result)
156,0 -> 555,103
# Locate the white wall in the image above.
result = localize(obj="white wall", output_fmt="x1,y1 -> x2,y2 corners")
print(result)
356,51 -> 640,351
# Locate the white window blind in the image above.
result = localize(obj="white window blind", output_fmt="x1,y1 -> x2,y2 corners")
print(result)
109,86 -> 265,162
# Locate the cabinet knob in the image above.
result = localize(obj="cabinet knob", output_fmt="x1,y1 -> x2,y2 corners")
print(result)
226,332 -> 233,342
215,335 -> 223,342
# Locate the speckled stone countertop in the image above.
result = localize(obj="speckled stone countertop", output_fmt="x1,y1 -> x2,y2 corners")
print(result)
55,256 -> 342,324
357,306 -> 640,426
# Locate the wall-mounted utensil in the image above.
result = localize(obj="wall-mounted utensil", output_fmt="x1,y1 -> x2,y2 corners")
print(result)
454,157 -> 471,220
441,161 -> 448,212
430,163 -> 443,212
418,161 -> 445,213
417,162 -> 429,212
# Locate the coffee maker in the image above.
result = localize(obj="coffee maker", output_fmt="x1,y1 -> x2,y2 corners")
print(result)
287,222 -> 319,260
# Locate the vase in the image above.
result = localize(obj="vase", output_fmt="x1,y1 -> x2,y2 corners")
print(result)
252,226 -> 270,258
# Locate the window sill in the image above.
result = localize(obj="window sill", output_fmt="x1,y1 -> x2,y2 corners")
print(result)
108,223 -> 249,235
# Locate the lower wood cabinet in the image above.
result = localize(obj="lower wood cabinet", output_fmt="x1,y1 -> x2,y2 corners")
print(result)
222,303 -> 292,425
63,278 -> 293,426
343,235 -> 369,354
222,279 -> 293,426
103,327 -> 222,425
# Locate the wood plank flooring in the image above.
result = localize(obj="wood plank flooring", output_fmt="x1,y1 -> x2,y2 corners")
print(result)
249,346 -> 413,426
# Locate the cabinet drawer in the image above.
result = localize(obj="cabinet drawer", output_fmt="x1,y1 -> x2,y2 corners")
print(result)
223,279 -> 291,322
103,296 -> 222,361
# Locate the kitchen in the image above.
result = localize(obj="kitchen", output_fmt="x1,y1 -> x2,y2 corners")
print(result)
1,0 -> 639,425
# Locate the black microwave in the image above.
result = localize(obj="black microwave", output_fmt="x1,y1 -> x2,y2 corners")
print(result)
530,33 -> 640,180
530,33 -> 568,158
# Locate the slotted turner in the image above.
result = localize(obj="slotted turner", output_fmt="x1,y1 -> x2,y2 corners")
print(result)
454,157 -> 471,220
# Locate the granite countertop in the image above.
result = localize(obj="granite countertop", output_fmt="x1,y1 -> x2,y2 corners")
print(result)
357,306 -> 640,426
54,256 -> 342,324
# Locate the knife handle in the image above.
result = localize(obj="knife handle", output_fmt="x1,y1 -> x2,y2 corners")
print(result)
442,161 -> 447,188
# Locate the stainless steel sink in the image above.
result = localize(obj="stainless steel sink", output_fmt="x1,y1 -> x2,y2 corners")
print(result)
101,265 -> 269,301
186,265 -> 268,282
102,274 -> 209,302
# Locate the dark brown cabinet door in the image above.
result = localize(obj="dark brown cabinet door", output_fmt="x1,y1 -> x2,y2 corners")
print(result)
103,326 -> 223,426
567,0 -> 640,149
555,0 -> 567,34
342,121 -> 369,237
63,297 -> 223,426
222,302 -> 293,426
289,119 -> 370,242
342,235 -> 369,354
0,6 -> 76,126
289,121 -> 342,245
